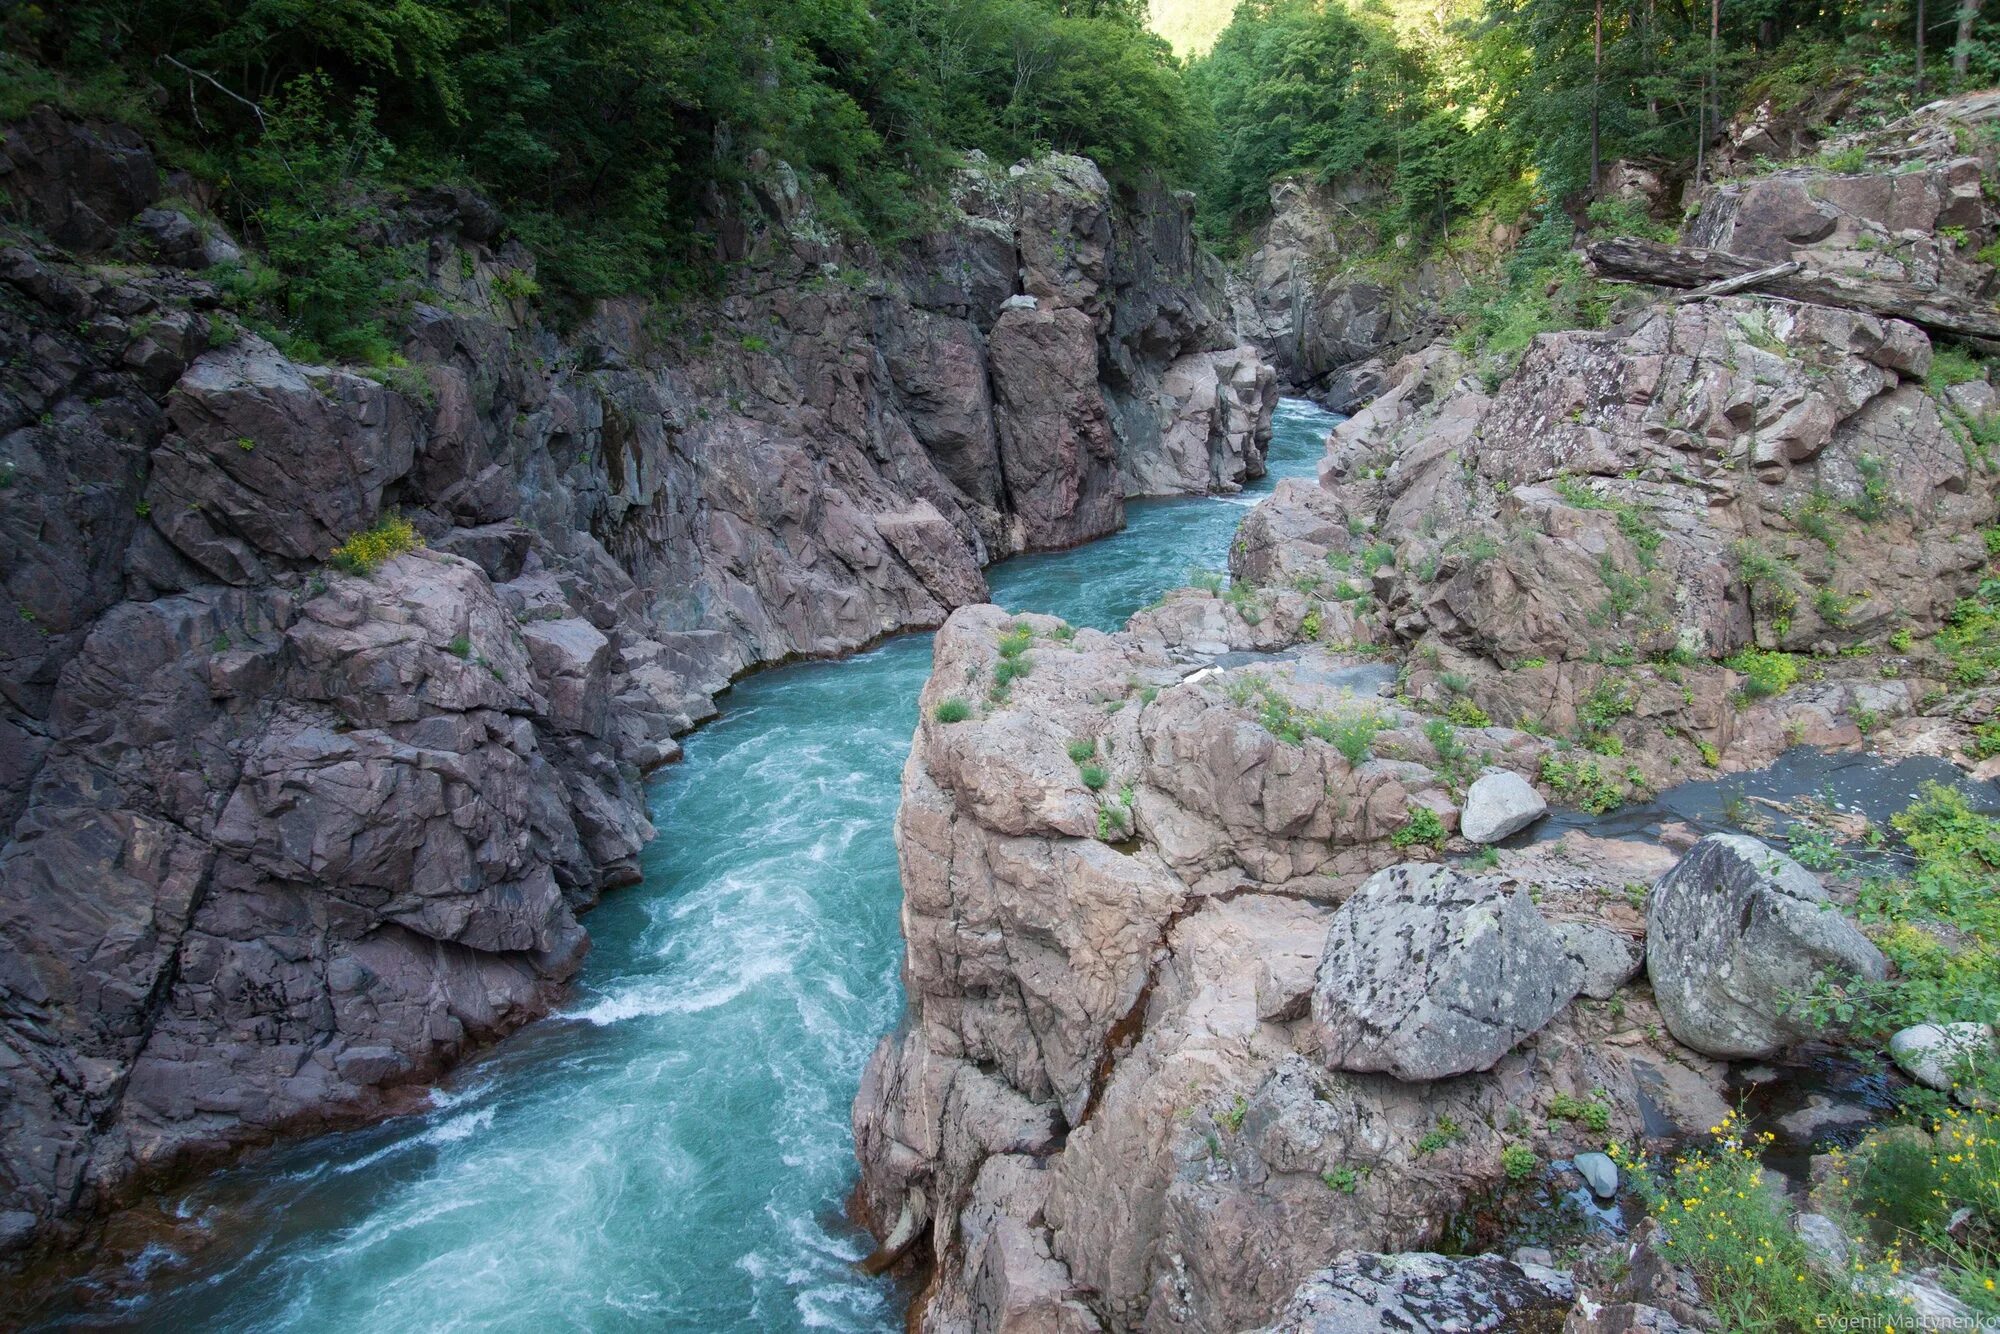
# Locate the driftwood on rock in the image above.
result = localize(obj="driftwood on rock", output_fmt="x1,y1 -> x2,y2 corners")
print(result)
1586,237 -> 2000,339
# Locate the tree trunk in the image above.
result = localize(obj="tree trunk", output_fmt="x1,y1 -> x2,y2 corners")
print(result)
1592,0 -> 1604,188
1918,0 -> 1928,99
1584,237 -> 2000,338
1956,0 -> 1984,75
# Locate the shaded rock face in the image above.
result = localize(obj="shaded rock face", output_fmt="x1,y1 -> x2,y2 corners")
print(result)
1306,864 -> 1583,1081
854,603 -> 1731,1333
1646,834 -> 1887,1059
0,115 -> 1273,1257
1228,177 -> 1509,398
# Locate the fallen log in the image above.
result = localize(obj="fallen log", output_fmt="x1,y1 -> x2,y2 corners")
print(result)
1584,237 -> 2000,340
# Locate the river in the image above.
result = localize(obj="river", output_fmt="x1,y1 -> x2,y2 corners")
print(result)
33,401 -> 1340,1331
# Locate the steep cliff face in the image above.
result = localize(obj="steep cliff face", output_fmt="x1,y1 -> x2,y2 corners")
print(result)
1227,177 -> 1509,406
851,605 -> 1736,1333
0,112 -> 1273,1256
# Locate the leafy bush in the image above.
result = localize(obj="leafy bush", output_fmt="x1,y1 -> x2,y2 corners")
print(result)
935,698 -> 972,724
1067,737 -> 1097,763
1501,1144 -> 1539,1181
1635,1115 -> 1898,1332
1078,763 -> 1109,791
1547,1091 -> 1611,1132
1540,753 -> 1623,814
1391,805 -> 1448,848
330,514 -> 419,574
1446,698 -> 1492,727
1327,709 -> 1383,766
1725,648 -> 1800,701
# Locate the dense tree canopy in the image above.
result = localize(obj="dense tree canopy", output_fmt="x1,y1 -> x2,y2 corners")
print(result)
3,0 -> 1991,347
5,0 -> 1191,309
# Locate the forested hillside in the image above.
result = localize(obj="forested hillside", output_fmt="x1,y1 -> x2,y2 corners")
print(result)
5,0 -> 1992,364
2,0 -> 1191,348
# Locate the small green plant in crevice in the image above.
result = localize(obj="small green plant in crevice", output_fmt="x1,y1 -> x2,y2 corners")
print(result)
1391,805 -> 1449,849
1415,1116 -> 1465,1155
1462,844 -> 1501,871
1547,1091 -> 1611,1133
1219,1095 -> 1249,1132
1224,581 -> 1264,625
1078,763 -> 1108,791
1540,753 -> 1624,815
935,697 -> 972,724
1501,1144 -> 1538,1181
1322,1165 -> 1359,1194
1724,647 -> 1800,703
329,514 -> 420,575
1445,697 -> 1492,727
447,633 -> 473,659
1190,567 -> 1226,594
1579,679 -> 1636,734
1096,782 -> 1136,841
1940,579 -> 2000,687
1067,737 -> 1097,763
1788,489 -> 1842,550
1844,454 -> 1893,522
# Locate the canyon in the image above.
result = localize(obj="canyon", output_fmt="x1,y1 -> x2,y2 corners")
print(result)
0,110 -> 1274,1266
2,76 -> 1999,1334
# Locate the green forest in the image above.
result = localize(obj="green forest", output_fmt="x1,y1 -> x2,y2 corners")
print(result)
3,0 -> 1992,355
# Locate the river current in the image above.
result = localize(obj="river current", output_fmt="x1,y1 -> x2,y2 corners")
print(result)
42,402 -> 1339,1331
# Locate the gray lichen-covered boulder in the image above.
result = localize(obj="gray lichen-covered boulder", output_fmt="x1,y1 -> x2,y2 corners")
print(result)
1647,834 -> 1887,1059
1306,863 -> 1584,1081
1252,1251 -> 1577,1333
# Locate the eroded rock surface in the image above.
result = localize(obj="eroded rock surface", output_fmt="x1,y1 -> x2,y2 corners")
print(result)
0,113 -> 1274,1257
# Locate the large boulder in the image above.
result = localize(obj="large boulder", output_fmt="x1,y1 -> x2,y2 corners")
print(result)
1306,863 -> 1584,1081
1460,770 -> 1548,844
1888,1022 -> 1996,1090
1647,834 -> 1887,1059
1253,1252 -> 1577,1333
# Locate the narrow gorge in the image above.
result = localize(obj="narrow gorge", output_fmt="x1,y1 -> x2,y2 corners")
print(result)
6,4 -> 2000,1331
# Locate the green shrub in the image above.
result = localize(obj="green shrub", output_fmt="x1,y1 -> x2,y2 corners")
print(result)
1548,1091 -> 1611,1132
1635,1116 -> 1898,1332
1391,805 -> 1449,848
1724,648 -> 1800,701
1446,698 -> 1492,727
447,633 -> 472,659
1540,753 -> 1623,814
935,698 -> 972,724
1501,1144 -> 1539,1181
330,514 -> 420,574
1078,763 -> 1108,791
1327,709 -> 1383,766
1067,737 -> 1097,763
1415,1116 -> 1465,1155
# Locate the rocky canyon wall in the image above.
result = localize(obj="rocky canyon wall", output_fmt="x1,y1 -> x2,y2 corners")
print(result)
854,94 -> 2000,1334
0,110 -> 1274,1257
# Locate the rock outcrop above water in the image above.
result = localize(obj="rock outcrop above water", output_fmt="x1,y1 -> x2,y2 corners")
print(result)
0,111 -> 1273,1257
858,99 -> 2000,1333
853,603 -> 1735,1333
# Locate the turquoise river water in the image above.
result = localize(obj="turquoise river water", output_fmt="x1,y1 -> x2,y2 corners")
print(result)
37,401 -> 1339,1331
